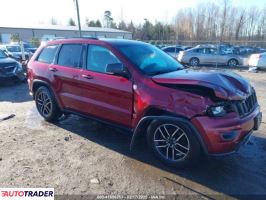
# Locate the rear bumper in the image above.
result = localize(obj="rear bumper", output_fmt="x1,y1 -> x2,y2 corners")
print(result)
191,106 -> 261,155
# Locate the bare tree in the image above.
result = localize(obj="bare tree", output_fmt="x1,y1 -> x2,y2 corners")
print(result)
235,8 -> 246,40
50,17 -> 58,25
219,0 -> 231,41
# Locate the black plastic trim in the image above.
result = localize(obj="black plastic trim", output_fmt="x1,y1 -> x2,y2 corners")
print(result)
130,115 -> 208,154
63,108 -> 133,135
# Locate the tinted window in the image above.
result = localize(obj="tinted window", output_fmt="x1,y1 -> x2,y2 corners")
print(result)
58,44 -> 83,68
164,47 -> 183,53
87,45 -> 120,73
6,46 -> 21,52
37,45 -> 58,64
205,48 -> 217,54
194,48 -> 205,53
164,47 -> 175,52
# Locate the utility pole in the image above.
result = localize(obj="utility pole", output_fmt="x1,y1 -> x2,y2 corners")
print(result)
74,0 -> 82,37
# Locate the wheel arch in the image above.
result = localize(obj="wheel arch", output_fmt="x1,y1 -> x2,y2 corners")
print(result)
32,79 -> 62,110
130,108 -> 208,154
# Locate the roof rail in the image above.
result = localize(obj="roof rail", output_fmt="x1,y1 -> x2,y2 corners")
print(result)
69,36 -> 99,40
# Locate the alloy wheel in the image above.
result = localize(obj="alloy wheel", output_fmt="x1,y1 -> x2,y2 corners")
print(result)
190,58 -> 199,67
228,59 -> 237,67
153,123 -> 190,161
36,91 -> 52,117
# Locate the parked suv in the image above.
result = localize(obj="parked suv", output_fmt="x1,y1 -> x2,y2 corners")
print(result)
27,38 -> 262,168
0,44 -> 31,62
0,49 -> 26,81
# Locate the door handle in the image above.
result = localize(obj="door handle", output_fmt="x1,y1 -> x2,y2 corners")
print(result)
81,74 -> 94,79
49,67 -> 58,72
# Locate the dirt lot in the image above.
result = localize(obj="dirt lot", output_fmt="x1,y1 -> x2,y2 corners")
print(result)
0,69 -> 266,199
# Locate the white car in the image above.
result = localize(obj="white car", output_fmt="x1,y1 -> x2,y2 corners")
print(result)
248,53 -> 266,69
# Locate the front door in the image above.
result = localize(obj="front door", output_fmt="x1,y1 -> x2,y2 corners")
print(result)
79,44 -> 133,127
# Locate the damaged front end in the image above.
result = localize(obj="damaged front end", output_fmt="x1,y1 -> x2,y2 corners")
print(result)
156,81 -> 260,125
151,69 -> 259,119
150,69 -> 261,155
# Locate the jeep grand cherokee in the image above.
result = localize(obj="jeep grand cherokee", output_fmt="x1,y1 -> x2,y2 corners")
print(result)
27,38 -> 262,168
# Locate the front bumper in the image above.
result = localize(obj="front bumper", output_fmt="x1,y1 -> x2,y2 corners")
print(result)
191,106 -> 262,155
0,70 -> 26,81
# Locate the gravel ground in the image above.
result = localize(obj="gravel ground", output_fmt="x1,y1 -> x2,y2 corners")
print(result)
0,69 -> 266,199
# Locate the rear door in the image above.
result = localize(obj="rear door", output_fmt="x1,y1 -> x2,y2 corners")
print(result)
204,48 -> 220,64
79,44 -> 133,127
202,48 -> 215,64
51,43 -> 85,111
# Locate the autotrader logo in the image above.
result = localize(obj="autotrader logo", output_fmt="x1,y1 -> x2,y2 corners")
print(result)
0,188 -> 54,199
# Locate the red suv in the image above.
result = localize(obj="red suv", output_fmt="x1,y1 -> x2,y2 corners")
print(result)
27,38 -> 262,168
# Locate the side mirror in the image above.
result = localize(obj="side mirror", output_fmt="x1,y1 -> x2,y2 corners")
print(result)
106,63 -> 129,78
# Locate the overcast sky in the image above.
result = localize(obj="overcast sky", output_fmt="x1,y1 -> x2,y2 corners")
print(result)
0,0 -> 265,26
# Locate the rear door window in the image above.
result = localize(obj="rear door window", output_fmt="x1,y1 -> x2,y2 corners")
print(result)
57,44 -> 83,68
205,48 -> 217,54
37,45 -> 58,64
194,48 -> 205,53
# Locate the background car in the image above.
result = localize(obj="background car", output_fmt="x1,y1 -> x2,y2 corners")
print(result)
183,46 -> 193,50
0,49 -> 26,82
178,47 -> 243,67
0,44 -> 31,62
248,52 -> 266,69
21,42 -> 38,53
162,46 -> 184,58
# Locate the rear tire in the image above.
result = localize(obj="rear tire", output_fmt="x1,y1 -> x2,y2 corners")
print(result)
189,57 -> 200,67
147,119 -> 201,168
35,86 -> 62,122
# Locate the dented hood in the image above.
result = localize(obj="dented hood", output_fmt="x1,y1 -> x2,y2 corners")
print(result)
152,69 -> 252,100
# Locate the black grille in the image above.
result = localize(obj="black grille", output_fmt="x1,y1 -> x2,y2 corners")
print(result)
0,63 -> 16,74
234,91 -> 258,117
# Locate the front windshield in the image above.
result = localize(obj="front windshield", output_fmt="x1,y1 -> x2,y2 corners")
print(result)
114,43 -> 183,75
6,45 -> 21,52
0,50 -> 7,58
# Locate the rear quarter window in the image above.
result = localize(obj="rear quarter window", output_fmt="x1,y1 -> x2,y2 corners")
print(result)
37,45 -> 58,64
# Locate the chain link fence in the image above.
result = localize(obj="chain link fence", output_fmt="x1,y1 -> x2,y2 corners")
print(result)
145,40 -> 266,49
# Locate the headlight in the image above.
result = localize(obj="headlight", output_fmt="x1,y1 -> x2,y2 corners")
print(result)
207,105 -> 226,117
16,62 -> 23,72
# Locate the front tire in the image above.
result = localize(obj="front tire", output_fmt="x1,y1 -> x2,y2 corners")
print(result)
147,119 -> 201,168
35,86 -> 62,122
